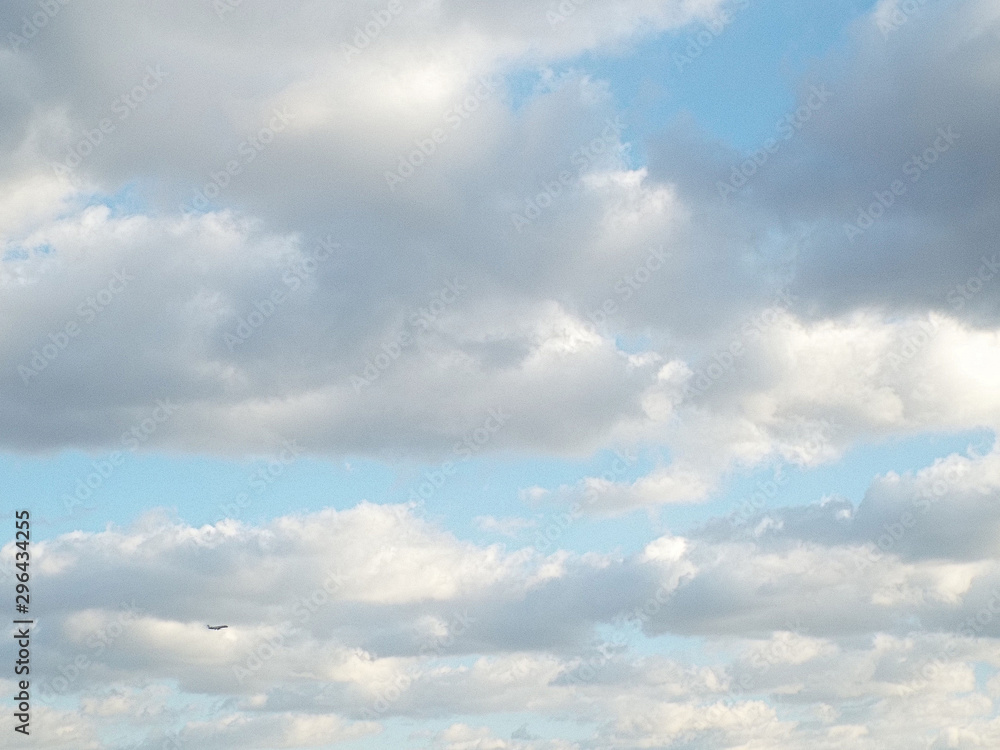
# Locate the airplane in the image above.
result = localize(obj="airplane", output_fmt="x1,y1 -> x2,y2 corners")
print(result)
207,625 -> 229,630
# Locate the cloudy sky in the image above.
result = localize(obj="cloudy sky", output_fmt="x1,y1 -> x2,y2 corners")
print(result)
2,0 -> 999,746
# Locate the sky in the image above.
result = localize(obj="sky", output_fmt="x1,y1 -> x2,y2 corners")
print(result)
1,0 -> 1000,747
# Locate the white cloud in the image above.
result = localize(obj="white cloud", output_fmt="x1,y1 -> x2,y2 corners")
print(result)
4,0 -> 1000,746
8,444 -> 1000,746
474,515 -> 538,536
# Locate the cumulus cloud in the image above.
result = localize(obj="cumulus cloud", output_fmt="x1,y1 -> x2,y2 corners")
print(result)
6,456 -> 1000,747
4,0 -> 1000,746
542,310 -> 1000,513
0,0 -> 996,505
648,0 -> 1000,322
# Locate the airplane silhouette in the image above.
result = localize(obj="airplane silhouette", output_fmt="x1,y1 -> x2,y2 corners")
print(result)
207,625 -> 229,630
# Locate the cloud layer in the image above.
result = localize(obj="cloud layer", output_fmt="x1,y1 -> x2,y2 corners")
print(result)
7,443 -> 1000,748
3,0 -> 1000,746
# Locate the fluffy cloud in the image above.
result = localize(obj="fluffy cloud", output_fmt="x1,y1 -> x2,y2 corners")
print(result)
2,0 -> 997,488
543,310 -> 1000,512
4,0 -> 1000,746
7,455 -> 1000,748
648,0 -> 1000,322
